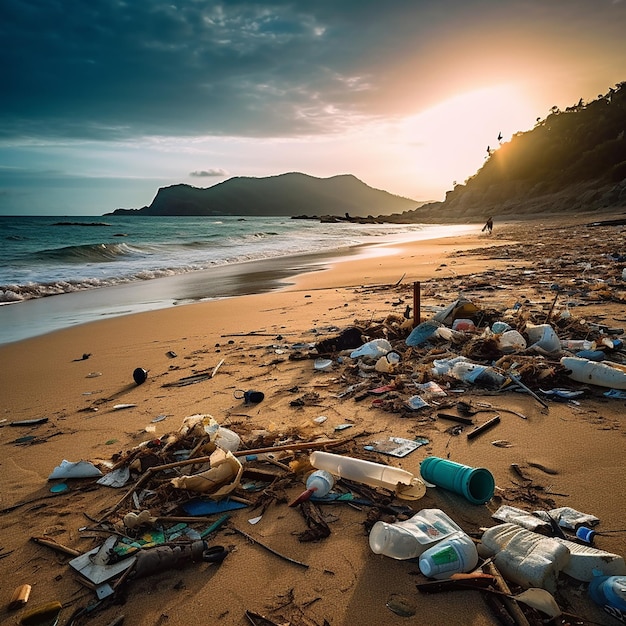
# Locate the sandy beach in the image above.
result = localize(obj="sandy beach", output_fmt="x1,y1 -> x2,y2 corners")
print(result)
1,215 -> 625,626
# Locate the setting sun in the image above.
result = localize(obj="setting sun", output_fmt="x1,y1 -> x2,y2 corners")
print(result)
397,85 -> 540,192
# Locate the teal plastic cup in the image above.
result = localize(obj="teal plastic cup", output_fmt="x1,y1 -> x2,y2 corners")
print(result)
420,457 -> 495,505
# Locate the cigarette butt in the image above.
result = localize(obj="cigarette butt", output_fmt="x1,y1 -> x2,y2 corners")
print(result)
8,584 -> 31,610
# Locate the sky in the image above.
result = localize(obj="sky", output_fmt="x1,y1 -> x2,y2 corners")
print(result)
1,1 -> 625,216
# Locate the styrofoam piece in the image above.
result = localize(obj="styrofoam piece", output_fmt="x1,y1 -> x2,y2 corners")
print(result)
48,459 -> 103,480
560,356 -> 626,389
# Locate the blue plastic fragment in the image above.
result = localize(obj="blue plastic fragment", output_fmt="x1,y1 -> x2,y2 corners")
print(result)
182,498 -> 247,516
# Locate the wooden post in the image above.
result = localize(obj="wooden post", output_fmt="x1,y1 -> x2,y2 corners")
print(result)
413,281 -> 421,327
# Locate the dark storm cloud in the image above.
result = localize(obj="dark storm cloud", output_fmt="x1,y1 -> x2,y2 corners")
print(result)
1,0 -> 388,140
2,1 -> 625,142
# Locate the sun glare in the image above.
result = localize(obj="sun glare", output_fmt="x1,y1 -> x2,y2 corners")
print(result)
400,85 -> 538,188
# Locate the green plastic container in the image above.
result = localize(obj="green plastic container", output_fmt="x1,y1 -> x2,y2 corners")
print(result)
420,456 -> 494,505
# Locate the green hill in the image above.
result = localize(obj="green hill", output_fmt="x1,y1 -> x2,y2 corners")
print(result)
392,81 -> 626,223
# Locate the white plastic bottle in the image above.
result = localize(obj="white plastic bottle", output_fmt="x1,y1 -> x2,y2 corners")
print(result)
306,470 -> 335,498
310,451 -> 414,491
418,531 -> 479,578
479,523 -> 570,592
288,469 -> 335,507
554,537 -> 626,581
369,509 -> 463,560
560,356 -> 626,390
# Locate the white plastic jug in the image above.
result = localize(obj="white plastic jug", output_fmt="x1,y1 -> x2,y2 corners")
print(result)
479,523 -> 570,592
554,537 -> 626,581
369,509 -> 463,560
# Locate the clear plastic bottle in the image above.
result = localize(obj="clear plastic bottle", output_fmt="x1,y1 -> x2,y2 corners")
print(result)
369,509 -> 463,560
560,339 -> 595,351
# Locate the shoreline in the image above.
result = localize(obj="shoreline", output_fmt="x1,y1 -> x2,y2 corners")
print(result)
0,223 -> 481,346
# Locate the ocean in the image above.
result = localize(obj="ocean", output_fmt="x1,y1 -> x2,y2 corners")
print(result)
0,215 -> 476,345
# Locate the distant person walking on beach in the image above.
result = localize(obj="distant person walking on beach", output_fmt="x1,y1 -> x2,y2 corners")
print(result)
482,216 -> 493,234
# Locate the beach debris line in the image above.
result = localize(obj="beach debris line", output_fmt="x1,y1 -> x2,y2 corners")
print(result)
16,405 -> 626,625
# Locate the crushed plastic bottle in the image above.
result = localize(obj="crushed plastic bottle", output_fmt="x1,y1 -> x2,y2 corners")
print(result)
450,362 -> 506,388
479,523 -> 570,592
350,338 -> 393,358
369,509 -> 464,560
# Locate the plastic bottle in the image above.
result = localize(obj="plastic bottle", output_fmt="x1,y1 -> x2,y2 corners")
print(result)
288,469 -> 335,507
483,524 -> 626,586
588,573 -> 626,617
560,339 -> 595,351
350,338 -> 393,359
213,427 -> 241,452
309,450 -> 414,491
418,531 -> 479,578
561,356 -> 626,390
450,362 -> 506,389
203,415 -> 241,452
369,509 -> 463,560
306,470 -> 335,498
553,537 -> 626,581
479,523 -> 571,592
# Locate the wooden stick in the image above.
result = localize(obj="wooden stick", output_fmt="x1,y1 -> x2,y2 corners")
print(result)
483,562 -> 531,626
231,526 -> 308,568
467,415 -> 501,440
30,536 -> 81,557
437,412 -> 474,426
233,438 -> 345,457
544,291 -> 559,323
413,281 -> 421,327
